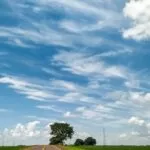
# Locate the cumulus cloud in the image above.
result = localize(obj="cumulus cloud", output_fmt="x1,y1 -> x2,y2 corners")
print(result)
0,121 -> 50,145
123,0 -> 150,40
128,116 -> 150,138
128,117 -> 145,126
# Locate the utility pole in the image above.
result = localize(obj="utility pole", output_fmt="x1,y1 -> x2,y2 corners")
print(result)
2,132 -> 5,147
102,128 -> 106,146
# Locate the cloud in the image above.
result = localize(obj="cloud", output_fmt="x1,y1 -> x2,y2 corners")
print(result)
0,25 -> 73,47
119,133 -> 127,138
0,121 -> 51,145
4,121 -> 41,138
128,116 -> 150,138
75,104 -> 114,120
36,105 -> 63,113
64,111 -> 77,118
0,75 -> 53,101
118,116 -> 150,142
0,0 -> 125,49
35,0 -> 122,23
130,92 -> 150,104
52,51 -> 128,79
0,75 -> 99,104
123,0 -> 150,40
107,91 -> 150,105
128,117 -> 145,126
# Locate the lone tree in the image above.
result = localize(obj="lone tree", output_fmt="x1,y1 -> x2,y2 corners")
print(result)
84,137 -> 96,145
74,139 -> 84,146
50,122 -> 74,145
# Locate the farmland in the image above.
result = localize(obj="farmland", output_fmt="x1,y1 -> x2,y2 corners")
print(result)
65,146 -> 150,150
1,145 -> 150,150
0,146 -> 27,150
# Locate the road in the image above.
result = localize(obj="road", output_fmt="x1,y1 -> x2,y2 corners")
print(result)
28,145 -> 62,150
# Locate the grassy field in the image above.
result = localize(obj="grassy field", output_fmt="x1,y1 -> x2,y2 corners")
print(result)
65,146 -> 150,150
0,146 -> 27,150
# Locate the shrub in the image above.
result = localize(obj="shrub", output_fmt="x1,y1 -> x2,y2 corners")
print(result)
84,137 -> 96,145
74,139 -> 84,146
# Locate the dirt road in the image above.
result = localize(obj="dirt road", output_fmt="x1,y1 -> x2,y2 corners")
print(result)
29,145 -> 61,150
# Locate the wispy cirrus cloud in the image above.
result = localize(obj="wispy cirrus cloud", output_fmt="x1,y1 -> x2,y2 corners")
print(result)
52,51 -> 129,79
0,75 -> 54,101
0,0 -> 126,49
36,105 -> 63,113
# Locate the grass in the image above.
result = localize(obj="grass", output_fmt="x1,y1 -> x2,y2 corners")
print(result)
65,146 -> 150,150
0,146 -> 28,150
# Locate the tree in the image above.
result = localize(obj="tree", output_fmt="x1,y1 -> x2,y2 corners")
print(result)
84,137 -> 96,145
74,139 -> 84,146
50,122 -> 74,145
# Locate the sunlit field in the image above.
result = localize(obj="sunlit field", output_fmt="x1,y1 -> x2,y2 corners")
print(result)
65,146 -> 150,150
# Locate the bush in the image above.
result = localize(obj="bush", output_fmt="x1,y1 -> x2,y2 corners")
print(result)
84,137 -> 96,145
74,139 -> 84,146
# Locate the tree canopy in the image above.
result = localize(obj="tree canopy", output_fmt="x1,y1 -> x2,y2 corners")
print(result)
84,137 -> 96,145
50,122 -> 74,145
74,139 -> 84,146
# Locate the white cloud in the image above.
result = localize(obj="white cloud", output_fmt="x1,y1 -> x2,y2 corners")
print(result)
119,133 -> 127,138
3,121 -> 40,138
76,107 -> 86,112
75,104 -> 114,120
107,91 -> 150,105
1,0 -> 125,49
64,111 -> 76,118
52,51 -> 128,79
131,131 -> 140,136
125,79 -> 140,89
0,75 -> 57,101
128,117 -> 145,126
123,0 -> 150,40
74,131 -> 90,140
50,79 -> 77,91
130,92 -> 150,103
36,105 -> 63,113
36,0 -> 121,22
0,75 -> 99,104
60,92 -> 96,104
128,116 -> 150,138
0,25 -> 72,47
0,121 -> 51,145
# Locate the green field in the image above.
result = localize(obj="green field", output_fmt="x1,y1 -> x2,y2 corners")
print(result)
65,146 -> 150,150
0,146 -> 27,150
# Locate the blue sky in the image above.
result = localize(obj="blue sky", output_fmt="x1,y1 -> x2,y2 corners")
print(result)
0,0 -> 150,146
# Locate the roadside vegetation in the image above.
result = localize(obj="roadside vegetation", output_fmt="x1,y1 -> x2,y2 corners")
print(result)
65,146 -> 150,150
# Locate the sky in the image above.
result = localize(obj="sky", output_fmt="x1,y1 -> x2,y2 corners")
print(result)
0,0 -> 150,146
